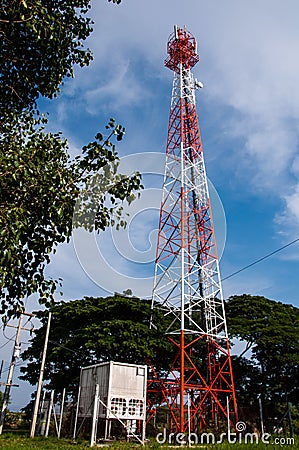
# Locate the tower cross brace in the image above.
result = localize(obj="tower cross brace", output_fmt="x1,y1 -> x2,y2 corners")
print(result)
147,25 -> 238,434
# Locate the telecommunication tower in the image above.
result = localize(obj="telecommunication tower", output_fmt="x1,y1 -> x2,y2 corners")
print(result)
148,26 -> 238,433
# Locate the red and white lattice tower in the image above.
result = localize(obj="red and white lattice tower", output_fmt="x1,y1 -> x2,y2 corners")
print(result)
148,26 -> 238,434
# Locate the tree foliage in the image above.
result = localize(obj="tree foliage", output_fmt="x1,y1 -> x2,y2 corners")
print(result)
0,113 -> 141,315
20,295 -> 173,398
0,0 -> 125,119
0,0 -> 141,315
1,0 -> 94,119
226,295 -> 299,413
20,293 -> 299,431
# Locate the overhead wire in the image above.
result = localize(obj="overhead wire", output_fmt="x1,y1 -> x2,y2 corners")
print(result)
0,238 -> 298,354
0,339 -> 12,351
221,237 -> 299,282
0,360 -> 24,375
2,327 -> 17,343
48,339 -> 94,360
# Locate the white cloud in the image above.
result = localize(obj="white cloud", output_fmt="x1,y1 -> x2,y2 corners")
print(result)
200,2 -> 299,190
41,0 -> 299,303
40,0 -> 299,300
84,57 -> 146,114
279,183 -> 299,229
79,1 -> 299,218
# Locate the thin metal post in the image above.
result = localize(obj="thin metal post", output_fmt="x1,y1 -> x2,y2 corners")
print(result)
30,311 -> 52,438
227,397 -> 230,436
52,397 -> 59,436
141,419 -> 146,445
187,393 -> 191,447
259,397 -> 264,435
287,402 -> 294,437
0,314 -> 23,434
58,388 -> 66,438
90,384 -> 99,447
105,418 -> 109,440
108,420 -> 112,439
73,386 -> 81,440
45,390 -> 54,437
38,390 -> 47,436
180,329 -> 185,433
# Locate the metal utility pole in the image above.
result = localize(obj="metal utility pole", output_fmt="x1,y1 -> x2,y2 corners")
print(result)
287,402 -> 294,438
259,397 -> 264,435
30,311 -> 52,438
147,25 -> 238,433
0,314 -> 23,434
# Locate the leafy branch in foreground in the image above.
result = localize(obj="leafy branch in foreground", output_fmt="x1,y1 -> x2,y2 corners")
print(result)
0,0 -> 94,120
0,112 -> 142,316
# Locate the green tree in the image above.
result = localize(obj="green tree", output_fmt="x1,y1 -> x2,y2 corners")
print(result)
1,1 -> 141,315
21,293 -> 299,432
1,0 -> 93,119
226,294 -> 299,420
20,295 -> 173,398
0,113 -> 141,315
1,0 -> 123,119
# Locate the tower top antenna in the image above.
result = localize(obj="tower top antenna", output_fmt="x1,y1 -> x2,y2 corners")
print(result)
164,25 -> 199,73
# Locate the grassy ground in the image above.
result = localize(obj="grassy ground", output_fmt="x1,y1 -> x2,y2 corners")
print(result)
0,433 -> 298,449
0,433 -> 89,449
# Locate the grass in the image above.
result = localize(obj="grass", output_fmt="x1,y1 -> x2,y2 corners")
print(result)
0,433 -> 89,449
0,433 -> 298,449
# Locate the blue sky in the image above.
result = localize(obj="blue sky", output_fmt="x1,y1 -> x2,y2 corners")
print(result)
45,0 -> 299,306
2,0 -> 299,410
